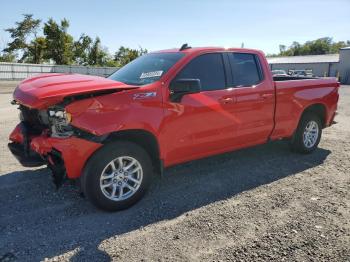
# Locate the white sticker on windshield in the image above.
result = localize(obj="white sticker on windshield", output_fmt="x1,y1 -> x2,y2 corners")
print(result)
140,70 -> 163,79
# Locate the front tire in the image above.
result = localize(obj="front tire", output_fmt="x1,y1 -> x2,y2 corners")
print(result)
289,112 -> 322,154
81,141 -> 153,211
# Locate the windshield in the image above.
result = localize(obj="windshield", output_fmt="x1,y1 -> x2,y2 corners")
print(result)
108,52 -> 185,86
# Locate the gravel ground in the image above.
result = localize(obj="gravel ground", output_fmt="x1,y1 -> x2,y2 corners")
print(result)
0,82 -> 349,262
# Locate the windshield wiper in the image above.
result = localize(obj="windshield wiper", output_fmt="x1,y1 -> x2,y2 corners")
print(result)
111,79 -> 143,86
123,81 -> 143,86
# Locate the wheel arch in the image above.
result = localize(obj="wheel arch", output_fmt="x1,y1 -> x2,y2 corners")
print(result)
103,129 -> 163,176
299,103 -> 328,128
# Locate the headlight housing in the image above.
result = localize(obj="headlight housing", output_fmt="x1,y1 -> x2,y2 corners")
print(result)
48,108 -> 73,138
48,109 -> 72,123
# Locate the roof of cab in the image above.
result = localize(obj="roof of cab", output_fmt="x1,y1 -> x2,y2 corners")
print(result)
153,47 -> 264,55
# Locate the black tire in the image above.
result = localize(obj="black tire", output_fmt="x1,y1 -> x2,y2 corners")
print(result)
81,141 -> 153,211
289,112 -> 322,154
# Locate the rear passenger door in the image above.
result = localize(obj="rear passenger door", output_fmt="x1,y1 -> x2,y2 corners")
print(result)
227,52 -> 275,146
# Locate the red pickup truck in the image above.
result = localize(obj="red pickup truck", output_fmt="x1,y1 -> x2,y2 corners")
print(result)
8,45 -> 339,211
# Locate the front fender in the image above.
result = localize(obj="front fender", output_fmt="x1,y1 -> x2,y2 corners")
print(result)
66,89 -> 163,137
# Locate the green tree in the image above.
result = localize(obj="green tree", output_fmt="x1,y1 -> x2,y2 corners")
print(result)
306,37 -> 332,55
114,46 -> 147,67
3,14 -> 41,62
330,41 -> 348,53
43,18 -> 74,64
73,34 -> 93,65
3,14 -> 148,67
26,37 -> 46,63
73,35 -> 116,66
278,37 -> 349,56
88,37 -> 109,66
0,51 -> 16,62
103,58 -> 119,67
291,41 -> 302,56
279,45 -> 286,54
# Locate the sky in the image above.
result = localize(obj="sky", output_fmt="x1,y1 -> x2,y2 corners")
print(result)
0,0 -> 349,55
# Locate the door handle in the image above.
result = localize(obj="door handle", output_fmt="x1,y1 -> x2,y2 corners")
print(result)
261,93 -> 273,99
219,97 -> 234,104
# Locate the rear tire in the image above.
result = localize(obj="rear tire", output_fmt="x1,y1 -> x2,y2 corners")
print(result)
289,112 -> 322,154
81,141 -> 153,211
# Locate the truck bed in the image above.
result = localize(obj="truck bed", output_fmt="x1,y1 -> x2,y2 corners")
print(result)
271,76 -> 339,141
274,77 -> 338,89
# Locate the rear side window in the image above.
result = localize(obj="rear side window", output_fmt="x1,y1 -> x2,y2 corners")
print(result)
175,53 -> 226,91
229,53 -> 262,87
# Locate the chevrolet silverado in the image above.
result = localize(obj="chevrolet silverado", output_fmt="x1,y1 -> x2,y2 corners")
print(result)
8,45 -> 340,211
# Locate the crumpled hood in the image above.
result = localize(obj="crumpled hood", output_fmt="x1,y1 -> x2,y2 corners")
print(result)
13,73 -> 138,109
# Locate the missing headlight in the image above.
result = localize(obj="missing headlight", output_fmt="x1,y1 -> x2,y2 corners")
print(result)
48,108 -> 73,138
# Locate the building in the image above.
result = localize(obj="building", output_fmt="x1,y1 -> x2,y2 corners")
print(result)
267,47 -> 350,84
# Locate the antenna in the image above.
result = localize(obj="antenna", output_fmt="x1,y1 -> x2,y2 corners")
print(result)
179,43 -> 191,51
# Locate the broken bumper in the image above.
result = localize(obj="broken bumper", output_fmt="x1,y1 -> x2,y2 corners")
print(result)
9,123 -> 102,180
8,142 -> 45,167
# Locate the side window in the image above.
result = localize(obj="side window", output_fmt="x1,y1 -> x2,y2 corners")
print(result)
175,53 -> 226,91
229,53 -> 262,87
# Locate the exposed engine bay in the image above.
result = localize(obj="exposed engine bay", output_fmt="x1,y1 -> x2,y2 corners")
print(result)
19,105 -> 73,138
14,105 -> 74,187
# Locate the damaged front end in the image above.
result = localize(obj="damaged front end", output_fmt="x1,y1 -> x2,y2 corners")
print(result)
47,149 -> 67,188
8,73 -> 139,189
8,104 -> 102,188
8,105 -> 68,187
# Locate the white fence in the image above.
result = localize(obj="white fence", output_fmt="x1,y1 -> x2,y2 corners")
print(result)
0,62 -> 118,80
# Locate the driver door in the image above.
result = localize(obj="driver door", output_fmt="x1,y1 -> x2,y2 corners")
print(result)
160,53 -> 238,166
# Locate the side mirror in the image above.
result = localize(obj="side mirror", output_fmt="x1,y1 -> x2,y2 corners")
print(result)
169,78 -> 201,102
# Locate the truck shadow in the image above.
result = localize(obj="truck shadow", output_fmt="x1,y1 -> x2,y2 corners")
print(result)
0,141 -> 330,261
